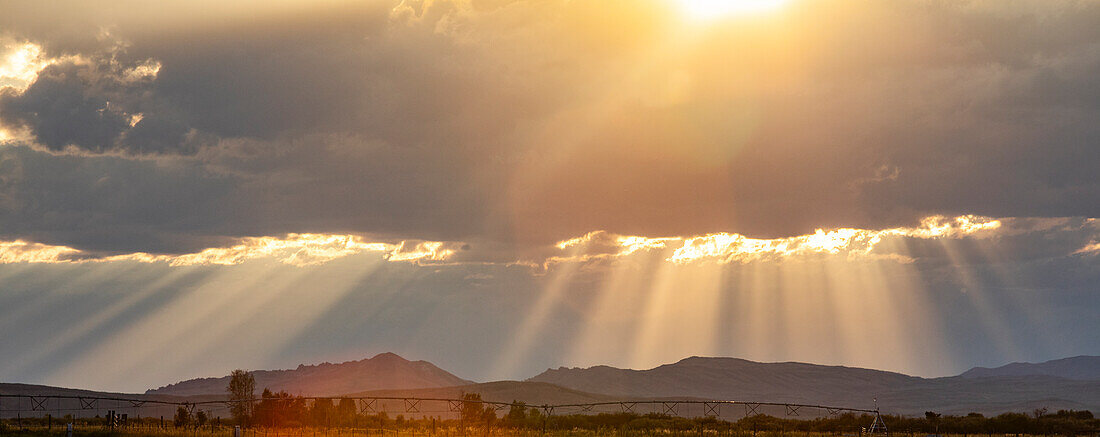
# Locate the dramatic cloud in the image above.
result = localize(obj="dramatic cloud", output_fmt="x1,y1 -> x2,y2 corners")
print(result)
0,40 -> 50,92
0,232 -> 461,266
5,214 -> 1095,275
0,0 -> 1097,255
524,215 -> 1100,270
0,48 -> 169,154
0,239 -> 80,263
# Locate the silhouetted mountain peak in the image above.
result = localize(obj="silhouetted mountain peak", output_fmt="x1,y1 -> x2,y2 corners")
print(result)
529,356 -> 920,403
146,353 -> 471,396
527,355 -> 1100,415
960,355 -> 1100,380
666,356 -> 757,368
371,352 -> 407,362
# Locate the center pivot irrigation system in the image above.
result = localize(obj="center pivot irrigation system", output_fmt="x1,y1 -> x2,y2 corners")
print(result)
0,393 -> 888,430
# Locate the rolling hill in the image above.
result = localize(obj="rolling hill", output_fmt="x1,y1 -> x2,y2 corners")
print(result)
0,382 -> 224,419
529,356 -> 921,404
5,354 -> 1098,418
527,356 -> 1100,415
146,352 -> 471,397
960,356 -> 1100,380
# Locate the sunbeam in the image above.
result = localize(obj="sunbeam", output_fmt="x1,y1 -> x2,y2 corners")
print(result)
490,257 -> 582,379
0,0 -> 1096,414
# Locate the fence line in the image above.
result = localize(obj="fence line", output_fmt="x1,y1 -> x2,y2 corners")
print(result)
0,393 -> 880,420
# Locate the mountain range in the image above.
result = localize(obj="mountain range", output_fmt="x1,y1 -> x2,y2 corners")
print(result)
4,354 -> 1097,417
145,352 -> 471,397
529,356 -> 1100,415
959,356 -> 1100,380
529,357 -> 920,403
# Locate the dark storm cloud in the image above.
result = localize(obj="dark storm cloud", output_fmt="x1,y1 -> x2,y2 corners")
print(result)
0,34 -> 208,155
0,62 -> 131,152
0,0 -> 1098,255
0,145 -> 236,254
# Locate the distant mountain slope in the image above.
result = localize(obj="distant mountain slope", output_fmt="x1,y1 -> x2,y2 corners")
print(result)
1,382 -> 129,398
960,356 -> 1100,380
529,356 -> 921,405
528,356 -> 1100,415
10,354 -> 1100,418
877,375 -> 1100,415
0,382 -> 222,419
147,353 -> 472,397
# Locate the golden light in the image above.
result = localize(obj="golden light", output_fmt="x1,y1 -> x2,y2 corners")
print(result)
0,42 -> 50,91
0,233 -> 460,267
674,0 -> 789,20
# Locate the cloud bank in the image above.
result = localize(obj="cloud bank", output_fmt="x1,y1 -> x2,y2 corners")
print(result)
0,0 -> 1097,256
3,215 -> 1096,275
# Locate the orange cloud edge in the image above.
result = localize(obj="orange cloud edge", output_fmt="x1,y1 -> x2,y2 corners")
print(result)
3,215 -> 1097,268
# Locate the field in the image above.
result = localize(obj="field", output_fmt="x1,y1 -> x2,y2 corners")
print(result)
2,428 -> 1096,437
0,428 -> 927,437
1,402 -> 1096,437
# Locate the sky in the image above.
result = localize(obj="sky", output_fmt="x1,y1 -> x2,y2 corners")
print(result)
0,0 -> 1099,393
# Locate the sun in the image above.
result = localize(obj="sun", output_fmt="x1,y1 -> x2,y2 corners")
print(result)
675,0 -> 789,20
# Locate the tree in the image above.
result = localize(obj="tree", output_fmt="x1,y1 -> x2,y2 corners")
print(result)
195,410 -> 209,428
926,411 -> 942,434
460,392 -> 496,430
227,369 -> 256,425
337,398 -> 358,427
174,406 -> 192,428
460,393 -> 489,424
253,389 -> 306,428
506,401 -> 528,426
311,398 -> 336,427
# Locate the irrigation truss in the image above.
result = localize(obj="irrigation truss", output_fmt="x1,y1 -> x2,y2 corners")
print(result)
0,393 -> 881,420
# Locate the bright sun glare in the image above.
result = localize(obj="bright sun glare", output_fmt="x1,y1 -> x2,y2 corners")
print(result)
676,0 -> 789,20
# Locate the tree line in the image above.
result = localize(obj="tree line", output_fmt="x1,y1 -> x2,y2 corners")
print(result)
503,409 -> 1097,436
223,370 -> 1098,435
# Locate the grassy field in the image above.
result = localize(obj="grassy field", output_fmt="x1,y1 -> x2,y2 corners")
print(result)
0,427 -> 881,437
1,429 -> 1084,437
2,413 -> 1096,437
